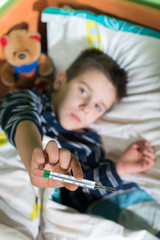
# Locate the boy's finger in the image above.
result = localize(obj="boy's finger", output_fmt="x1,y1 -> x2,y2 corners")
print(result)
142,156 -> 156,169
143,149 -> 156,161
138,142 -> 154,154
33,147 -> 45,169
143,141 -> 152,147
131,141 -> 149,151
70,154 -> 83,180
45,140 -> 59,165
144,146 -> 154,154
63,154 -> 83,191
59,148 -> 71,170
64,182 -> 79,191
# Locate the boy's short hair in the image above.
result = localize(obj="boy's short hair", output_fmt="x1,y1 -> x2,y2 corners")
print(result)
66,48 -> 127,101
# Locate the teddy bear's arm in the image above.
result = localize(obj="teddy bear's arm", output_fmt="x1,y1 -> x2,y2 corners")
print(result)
38,53 -> 54,76
1,63 -> 16,86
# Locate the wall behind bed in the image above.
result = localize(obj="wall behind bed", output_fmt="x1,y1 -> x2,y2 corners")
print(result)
0,0 -> 160,99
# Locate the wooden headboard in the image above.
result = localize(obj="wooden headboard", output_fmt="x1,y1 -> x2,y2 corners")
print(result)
0,0 -> 160,98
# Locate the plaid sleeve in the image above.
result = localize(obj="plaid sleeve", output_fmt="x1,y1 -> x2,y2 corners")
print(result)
0,90 -> 43,147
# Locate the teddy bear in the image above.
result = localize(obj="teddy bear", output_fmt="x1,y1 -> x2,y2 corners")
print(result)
0,29 -> 55,94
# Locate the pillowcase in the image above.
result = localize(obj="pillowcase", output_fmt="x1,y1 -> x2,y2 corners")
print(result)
41,7 -> 160,187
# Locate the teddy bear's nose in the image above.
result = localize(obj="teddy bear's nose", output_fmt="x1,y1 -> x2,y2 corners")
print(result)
18,54 -> 26,59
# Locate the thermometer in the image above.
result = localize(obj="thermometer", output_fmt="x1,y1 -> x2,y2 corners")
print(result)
33,168 -> 116,192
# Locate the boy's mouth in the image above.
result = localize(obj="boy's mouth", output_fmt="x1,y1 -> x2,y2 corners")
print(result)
71,113 -> 81,122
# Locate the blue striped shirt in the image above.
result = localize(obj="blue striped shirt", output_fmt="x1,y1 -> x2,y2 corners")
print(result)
0,89 -> 122,212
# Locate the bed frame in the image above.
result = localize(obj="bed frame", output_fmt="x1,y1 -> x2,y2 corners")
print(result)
0,0 -> 160,98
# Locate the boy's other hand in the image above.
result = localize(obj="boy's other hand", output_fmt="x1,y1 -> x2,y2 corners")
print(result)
116,141 -> 156,177
30,140 -> 83,190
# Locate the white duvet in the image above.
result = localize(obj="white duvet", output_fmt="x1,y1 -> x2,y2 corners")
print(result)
0,133 -> 159,240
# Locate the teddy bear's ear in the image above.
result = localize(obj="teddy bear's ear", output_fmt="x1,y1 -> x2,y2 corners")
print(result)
29,32 -> 41,41
1,36 -> 8,48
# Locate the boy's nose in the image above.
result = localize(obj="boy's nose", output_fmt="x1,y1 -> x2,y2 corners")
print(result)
79,103 -> 90,113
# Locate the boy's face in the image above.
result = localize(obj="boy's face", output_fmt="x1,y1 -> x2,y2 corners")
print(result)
52,69 -> 117,131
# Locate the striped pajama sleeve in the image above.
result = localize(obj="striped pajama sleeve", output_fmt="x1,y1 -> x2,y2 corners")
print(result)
0,90 -> 43,147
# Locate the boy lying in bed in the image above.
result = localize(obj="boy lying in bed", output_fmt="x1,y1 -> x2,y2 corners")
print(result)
0,48 -> 156,213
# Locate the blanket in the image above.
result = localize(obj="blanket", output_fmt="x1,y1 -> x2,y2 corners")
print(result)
0,130 -> 160,240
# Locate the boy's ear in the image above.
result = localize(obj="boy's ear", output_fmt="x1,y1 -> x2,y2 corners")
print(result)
53,72 -> 67,91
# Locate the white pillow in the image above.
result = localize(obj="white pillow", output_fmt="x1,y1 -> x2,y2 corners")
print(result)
41,7 -> 160,117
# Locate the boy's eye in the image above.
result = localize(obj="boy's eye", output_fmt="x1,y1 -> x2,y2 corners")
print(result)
80,88 -> 87,97
95,104 -> 101,112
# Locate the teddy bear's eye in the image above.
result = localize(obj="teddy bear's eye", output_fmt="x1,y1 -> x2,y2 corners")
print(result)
25,49 -> 29,52
13,51 -> 16,56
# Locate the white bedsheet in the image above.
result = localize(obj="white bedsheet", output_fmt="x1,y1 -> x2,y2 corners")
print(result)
0,132 -> 160,240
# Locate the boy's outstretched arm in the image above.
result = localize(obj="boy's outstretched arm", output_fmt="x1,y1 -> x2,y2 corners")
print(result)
0,90 -> 83,190
15,120 -> 42,174
15,120 -> 83,190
